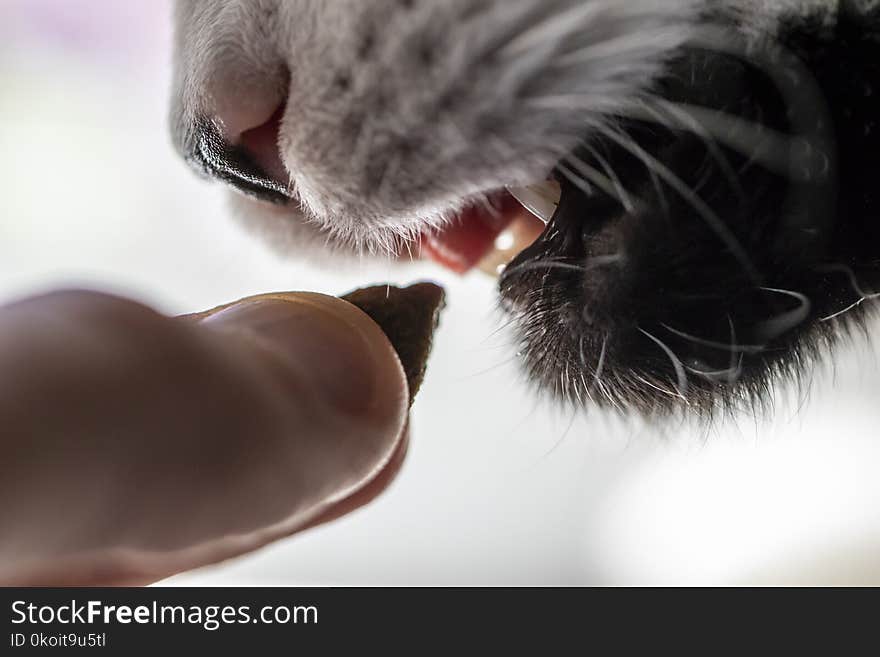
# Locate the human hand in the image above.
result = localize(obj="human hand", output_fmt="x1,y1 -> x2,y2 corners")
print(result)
0,288 -> 421,585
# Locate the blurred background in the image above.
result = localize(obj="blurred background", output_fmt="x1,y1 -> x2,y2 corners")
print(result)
1,0 -> 878,585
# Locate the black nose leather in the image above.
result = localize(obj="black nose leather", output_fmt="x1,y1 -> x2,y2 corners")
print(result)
188,118 -> 290,205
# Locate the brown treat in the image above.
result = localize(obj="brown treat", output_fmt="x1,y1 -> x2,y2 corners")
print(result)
342,283 -> 445,404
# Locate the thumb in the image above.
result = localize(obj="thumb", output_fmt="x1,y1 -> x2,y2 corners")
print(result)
0,289 -> 411,585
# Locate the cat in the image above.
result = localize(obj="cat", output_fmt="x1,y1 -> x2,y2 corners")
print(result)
169,0 -> 880,415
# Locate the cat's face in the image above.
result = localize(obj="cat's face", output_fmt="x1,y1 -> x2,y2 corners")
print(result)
170,0 -> 880,415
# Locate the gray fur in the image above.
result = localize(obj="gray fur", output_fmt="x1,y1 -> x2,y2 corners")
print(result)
171,0 -> 719,253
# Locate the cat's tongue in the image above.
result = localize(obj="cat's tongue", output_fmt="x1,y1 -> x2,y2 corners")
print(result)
420,194 -> 545,274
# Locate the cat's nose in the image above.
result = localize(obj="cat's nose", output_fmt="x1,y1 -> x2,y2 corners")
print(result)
188,104 -> 291,205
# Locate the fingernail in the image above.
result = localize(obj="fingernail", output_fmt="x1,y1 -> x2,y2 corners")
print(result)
200,293 -> 408,419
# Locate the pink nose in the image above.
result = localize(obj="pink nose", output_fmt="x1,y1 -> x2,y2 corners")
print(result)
191,87 -> 290,204
235,104 -> 289,186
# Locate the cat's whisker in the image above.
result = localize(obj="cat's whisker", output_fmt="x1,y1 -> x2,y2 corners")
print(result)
634,374 -> 687,402
594,334 -> 608,387
590,115 -> 672,219
754,287 -> 811,342
578,372 -> 597,405
499,2 -> 605,58
634,97 -> 746,203
524,94 -> 629,116
639,327 -> 689,398
577,145 -> 637,214
597,123 -> 761,284
820,301 -> 865,323
661,323 -> 765,354
502,254 -> 623,280
817,264 -> 880,322
621,98 -> 802,180
685,354 -> 744,383
558,155 -> 635,210
556,27 -> 692,68
555,160 -> 595,197
727,315 -> 740,384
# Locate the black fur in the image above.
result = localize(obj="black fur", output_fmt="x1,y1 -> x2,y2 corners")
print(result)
500,4 -> 880,414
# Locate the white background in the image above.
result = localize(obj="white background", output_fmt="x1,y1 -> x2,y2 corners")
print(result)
1,0 -> 878,585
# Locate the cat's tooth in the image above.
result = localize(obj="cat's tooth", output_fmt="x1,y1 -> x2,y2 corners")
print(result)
506,181 -> 561,223
478,212 -> 547,277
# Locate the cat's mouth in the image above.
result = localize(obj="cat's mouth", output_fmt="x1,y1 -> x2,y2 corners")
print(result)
417,182 -> 561,276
